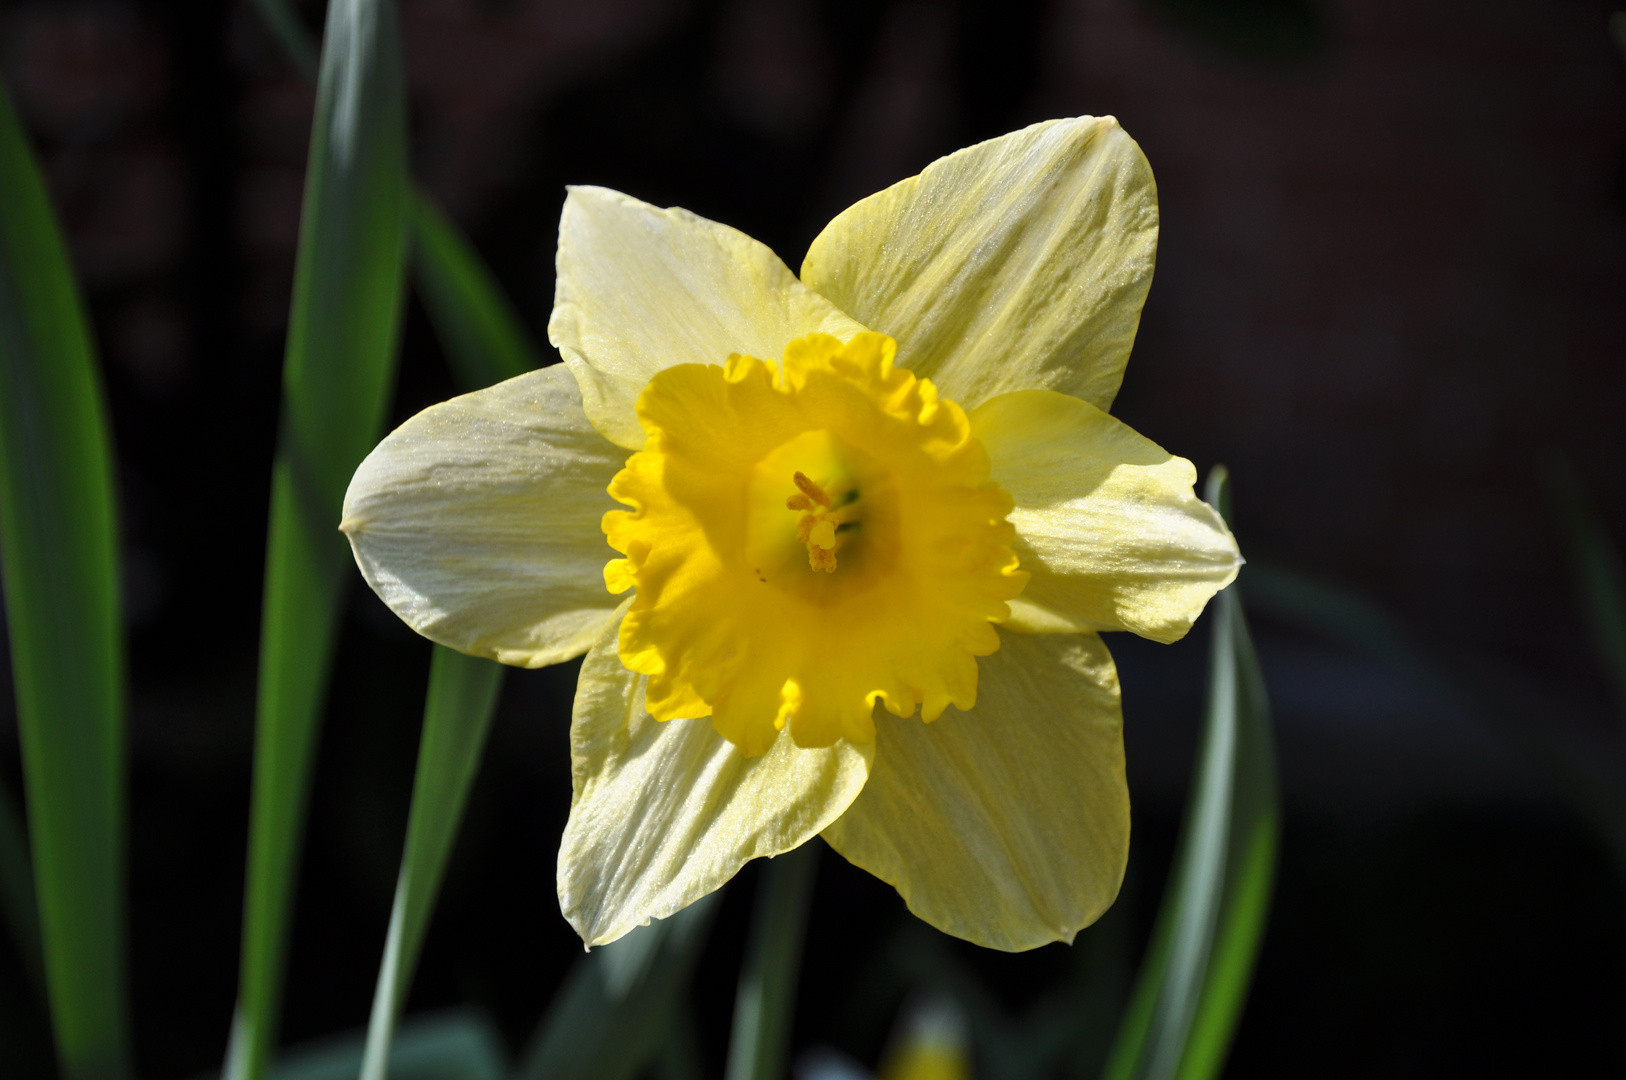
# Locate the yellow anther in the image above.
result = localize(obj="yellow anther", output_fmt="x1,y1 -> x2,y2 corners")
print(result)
786,472 -> 851,572
793,471 -> 833,508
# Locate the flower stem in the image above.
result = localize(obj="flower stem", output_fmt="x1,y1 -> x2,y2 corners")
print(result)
725,842 -> 820,1080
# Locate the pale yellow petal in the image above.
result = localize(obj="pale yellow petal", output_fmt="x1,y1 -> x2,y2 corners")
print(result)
801,117 -> 1156,412
548,186 -> 867,449
822,629 -> 1127,952
970,389 -> 1240,644
558,602 -> 872,946
341,364 -> 624,668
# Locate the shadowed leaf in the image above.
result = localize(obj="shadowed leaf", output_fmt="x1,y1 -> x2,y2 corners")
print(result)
249,0 -> 542,394
1242,558 -> 1626,885
357,186 -> 544,1080
1101,466 -> 1278,1080
225,0 -> 410,1077
410,194 -> 539,388
0,79 -> 130,1080
514,893 -> 722,1080
358,647 -> 503,1080
216,1009 -> 503,1080
726,845 -> 820,1080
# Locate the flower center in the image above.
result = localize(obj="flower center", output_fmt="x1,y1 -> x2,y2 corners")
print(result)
602,332 -> 1028,754
788,471 -> 856,573
738,426 -> 898,598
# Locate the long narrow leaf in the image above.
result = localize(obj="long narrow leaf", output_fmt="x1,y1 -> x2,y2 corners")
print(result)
1236,562 -> 1441,692
244,8 -> 541,1077
357,193 -> 538,1080
358,646 -> 502,1080
726,844 -> 820,1080
1101,466 -> 1278,1080
189,1009 -> 504,1080
655,1005 -> 706,1080
0,81 -> 130,1080
250,0 -> 318,82
247,0 -> 540,395
409,194 -> 539,387
276,1009 -> 504,1080
226,1 -> 410,1077
514,893 -> 722,1080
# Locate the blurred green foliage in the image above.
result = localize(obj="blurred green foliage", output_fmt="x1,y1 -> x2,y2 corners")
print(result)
1102,468 -> 1279,1080
0,79 -> 130,1080
228,0 -> 410,1075
358,648 -> 504,1080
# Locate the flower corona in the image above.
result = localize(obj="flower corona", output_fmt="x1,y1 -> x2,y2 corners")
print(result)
602,332 -> 1027,753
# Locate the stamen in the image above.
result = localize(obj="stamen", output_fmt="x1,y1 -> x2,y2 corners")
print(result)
793,471 -> 833,508
786,471 -> 858,573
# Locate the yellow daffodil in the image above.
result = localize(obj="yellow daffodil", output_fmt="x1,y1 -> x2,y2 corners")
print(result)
341,117 -> 1241,953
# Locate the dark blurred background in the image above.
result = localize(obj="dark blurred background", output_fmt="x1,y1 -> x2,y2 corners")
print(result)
1,0 -> 1625,1076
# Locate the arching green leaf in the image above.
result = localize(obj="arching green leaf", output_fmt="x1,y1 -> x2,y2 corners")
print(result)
225,0 -> 410,1076
1101,467 -> 1278,1080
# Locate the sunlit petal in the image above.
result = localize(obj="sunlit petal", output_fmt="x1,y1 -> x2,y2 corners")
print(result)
549,185 -> 867,449
971,389 -> 1240,643
822,629 -> 1127,952
559,603 -> 873,946
341,364 -> 623,667
801,117 -> 1156,413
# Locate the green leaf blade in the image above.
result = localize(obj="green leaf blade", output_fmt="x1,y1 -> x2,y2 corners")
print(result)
358,646 -> 503,1080
228,1 -> 411,1077
725,844 -> 819,1080
1101,466 -> 1279,1080
0,81 -> 130,1080
410,192 -> 539,389
1172,592 -> 1276,1080
244,3 -> 540,396
250,0 -> 319,82
515,893 -> 721,1080
230,1008 -> 503,1080
357,186 -> 542,1078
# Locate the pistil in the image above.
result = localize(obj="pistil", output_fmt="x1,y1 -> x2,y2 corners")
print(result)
787,471 -> 860,572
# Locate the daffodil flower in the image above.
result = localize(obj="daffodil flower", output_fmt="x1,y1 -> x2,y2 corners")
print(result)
341,117 -> 1242,952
